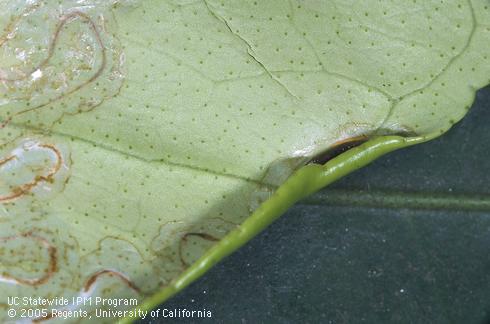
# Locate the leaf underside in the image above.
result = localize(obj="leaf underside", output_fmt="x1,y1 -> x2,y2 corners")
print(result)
0,0 -> 489,322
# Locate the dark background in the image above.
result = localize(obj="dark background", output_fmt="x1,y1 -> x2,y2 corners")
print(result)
142,86 -> 490,324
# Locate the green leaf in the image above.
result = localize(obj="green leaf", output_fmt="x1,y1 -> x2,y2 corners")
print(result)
0,0 -> 489,321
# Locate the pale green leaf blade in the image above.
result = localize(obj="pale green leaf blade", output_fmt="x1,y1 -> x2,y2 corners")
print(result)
0,0 -> 489,322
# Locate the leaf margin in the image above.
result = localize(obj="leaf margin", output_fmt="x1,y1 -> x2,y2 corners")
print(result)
119,132 -> 442,323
